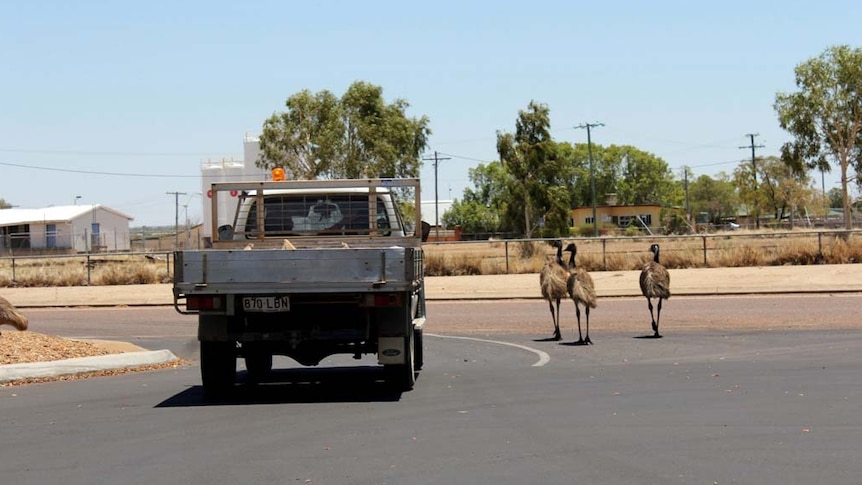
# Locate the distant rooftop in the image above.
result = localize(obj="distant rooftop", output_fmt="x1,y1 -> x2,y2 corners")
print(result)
0,205 -> 134,226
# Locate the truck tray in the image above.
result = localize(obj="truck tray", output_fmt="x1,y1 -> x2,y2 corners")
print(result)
174,247 -> 422,295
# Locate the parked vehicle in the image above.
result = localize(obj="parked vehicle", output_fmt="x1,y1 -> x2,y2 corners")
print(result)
173,175 -> 427,397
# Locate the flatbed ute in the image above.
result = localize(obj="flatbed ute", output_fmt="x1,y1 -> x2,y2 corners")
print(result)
173,178 -> 426,397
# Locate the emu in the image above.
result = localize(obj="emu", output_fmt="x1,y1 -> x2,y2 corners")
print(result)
564,242 -> 597,345
0,295 -> 28,336
639,244 -> 671,338
539,240 -> 568,341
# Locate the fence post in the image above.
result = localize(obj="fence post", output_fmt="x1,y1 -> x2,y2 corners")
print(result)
818,232 -> 823,258
602,238 -> 607,270
504,241 -> 510,274
11,257 -> 16,285
702,235 -> 708,266
86,253 -> 91,285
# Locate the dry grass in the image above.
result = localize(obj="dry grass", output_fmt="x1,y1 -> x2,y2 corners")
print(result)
422,230 -> 862,276
0,254 -> 171,287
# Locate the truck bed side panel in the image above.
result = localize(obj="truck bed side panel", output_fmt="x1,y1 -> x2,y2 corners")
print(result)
175,247 -> 420,294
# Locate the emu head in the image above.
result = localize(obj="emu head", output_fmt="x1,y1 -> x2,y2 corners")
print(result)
649,244 -> 661,262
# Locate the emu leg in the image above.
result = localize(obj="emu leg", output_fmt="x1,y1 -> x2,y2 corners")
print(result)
584,307 -> 592,345
574,303 -> 585,345
647,298 -> 658,335
548,300 -> 561,340
654,299 -> 663,338
554,299 -> 562,340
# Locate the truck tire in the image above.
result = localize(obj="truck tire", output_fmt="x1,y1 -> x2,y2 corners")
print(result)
385,328 -> 415,391
245,352 -> 273,382
200,341 -> 236,398
414,328 -> 424,371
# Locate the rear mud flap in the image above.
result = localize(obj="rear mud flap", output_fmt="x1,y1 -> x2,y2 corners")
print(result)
378,336 -> 405,365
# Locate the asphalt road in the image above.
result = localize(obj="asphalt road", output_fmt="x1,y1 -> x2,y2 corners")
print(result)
2,296 -> 861,484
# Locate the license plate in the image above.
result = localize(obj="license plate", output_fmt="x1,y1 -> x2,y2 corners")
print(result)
242,296 -> 290,312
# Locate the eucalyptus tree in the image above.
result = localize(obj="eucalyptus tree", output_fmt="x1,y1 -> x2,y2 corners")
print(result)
775,45 -> 862,229
496,101 -> 571,238
258,81 -> 430,179
733,156 -> 818,224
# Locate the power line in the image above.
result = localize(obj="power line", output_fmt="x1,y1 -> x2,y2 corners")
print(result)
0,147 -> 228,157
672,158 -> 746,170
434,152 -> 494,164
0,160 -> 199,178
0,160 -> 266,179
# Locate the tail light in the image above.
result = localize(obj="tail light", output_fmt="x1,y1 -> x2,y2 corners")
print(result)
187,295 -> 225,311
362,293 -> 402,307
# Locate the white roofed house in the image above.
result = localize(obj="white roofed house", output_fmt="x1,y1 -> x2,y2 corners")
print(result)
0,205 -> 134,254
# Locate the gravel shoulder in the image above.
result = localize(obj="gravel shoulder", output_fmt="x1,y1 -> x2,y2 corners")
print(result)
1,331 -> 118,365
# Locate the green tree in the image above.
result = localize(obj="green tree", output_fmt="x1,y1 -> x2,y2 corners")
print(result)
442,162 -> 510,234
775,45 -> 862,229
615,146 -> 681,206
827,187 -> 844,208
563,143 -> 679,208
734,156 -> 817,224
0,198 -> 11,209
258,81 -> 431,179
496,101 -> 570,238
688,173 -> 739,224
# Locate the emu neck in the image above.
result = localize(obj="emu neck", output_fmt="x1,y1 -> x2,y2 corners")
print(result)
653,249 -> 660,263
568,250 -> 576,269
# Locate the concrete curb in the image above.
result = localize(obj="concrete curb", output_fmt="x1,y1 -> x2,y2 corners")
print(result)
0,349 -> 179,384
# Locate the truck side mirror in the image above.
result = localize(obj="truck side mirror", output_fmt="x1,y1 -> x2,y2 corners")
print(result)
420,221 -> 431,243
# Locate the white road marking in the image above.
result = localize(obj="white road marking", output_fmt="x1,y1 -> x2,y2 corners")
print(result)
426,333 -> 551,367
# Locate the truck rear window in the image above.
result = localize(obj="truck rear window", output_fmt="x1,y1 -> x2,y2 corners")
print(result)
241,194 -> 392,236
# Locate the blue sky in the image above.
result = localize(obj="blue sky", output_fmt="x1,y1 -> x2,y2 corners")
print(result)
2,0 -> 860,226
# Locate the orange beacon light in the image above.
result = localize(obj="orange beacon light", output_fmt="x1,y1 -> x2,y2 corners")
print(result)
271,167 -> 286,181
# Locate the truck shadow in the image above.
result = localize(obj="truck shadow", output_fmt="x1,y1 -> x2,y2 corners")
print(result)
155,366 -> 408,407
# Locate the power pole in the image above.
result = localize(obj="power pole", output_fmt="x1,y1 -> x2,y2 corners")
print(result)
575,123 -> 604,237
422,151 -> 451,241
166,191 -> 187,249
683,166 -> 691,233
740,133 -> 764,230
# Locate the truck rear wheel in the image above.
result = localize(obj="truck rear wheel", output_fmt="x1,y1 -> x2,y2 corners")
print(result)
200,341 -> 236,398
414,328 -> 424,371
385,328 -> 416,391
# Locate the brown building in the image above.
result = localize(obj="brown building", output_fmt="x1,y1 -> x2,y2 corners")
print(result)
570,204 -> 662,233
